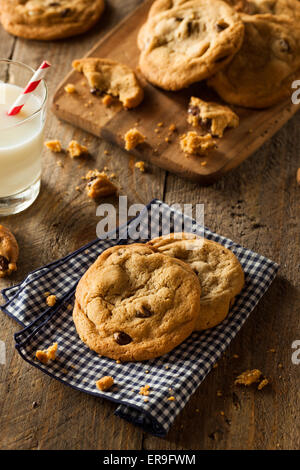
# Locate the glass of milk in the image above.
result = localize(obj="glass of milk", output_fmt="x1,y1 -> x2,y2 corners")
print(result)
0,59 -> 47,215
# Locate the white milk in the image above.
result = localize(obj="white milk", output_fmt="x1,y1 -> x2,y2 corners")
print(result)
0,83 -> 44,197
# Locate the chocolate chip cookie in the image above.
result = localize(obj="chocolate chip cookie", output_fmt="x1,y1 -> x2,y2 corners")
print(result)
225,0 -> 300,17
72,58 -> 144,109
0,225 -> 19,278
0,0 -> 105,40
138,0 -> 244,90
73,244 -> 201,361
147,233 -> 244,331
208,13 -> 300,108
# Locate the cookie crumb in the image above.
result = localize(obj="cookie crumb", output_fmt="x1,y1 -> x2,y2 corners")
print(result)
235,369 -> 262,386
258,378 -> 269,390
139,384 -> 150,396
296,168 -> 300,186
46,294 -> 57,307
45,140 -> 62,153
169,124 -> 176,132
84,169 -> 117,199
157,122 -> 164,127
64,83 -> 76,94
36,343 -> 58,364
217,390 -> 223,397
102,94 -> 113,106
180,132 -> 216,156
116,359 -> 121,364
68,140 -> 88,158
232,354 -> 239,359
56,160 -> 63,168
135,161 -> 145,172
104,150 -> 110,155
168,396 -> 175,401
96,376 -> 114,391
124,128 -> 145,151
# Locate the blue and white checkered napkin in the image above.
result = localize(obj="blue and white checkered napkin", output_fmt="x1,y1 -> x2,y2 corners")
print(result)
1,200 -> 279,437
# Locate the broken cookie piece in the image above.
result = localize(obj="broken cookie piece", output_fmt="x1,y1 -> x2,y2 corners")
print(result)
180,132 -> 216,156
72,58 -> 144,109
36,343 -> 58,365
46,294 -> 57,307
96,376 -> 114,391
44,140 -> 62,153
0,225 -> 19,278
124,128 -> 145,151
68,140 -> 88,158
84,169 -> 118,199
187,97 -> 239,137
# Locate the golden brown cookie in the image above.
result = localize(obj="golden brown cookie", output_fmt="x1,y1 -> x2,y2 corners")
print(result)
0,0 -> 105,41
72,58 -> 144,109
147,233 -> 244,331
138,0 -> 244,90
73,244 -> 201,361
208,13 -> 300,108
0,225 -> 19,278
187,96 -> 239,137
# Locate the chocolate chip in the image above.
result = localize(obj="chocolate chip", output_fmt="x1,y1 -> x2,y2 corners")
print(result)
90,88 -> 101,96
49,2 -> 61,6
175,17 -> 183,21
87,176 -> 97,186
0,255 -> 9,272
136,307 -> 152,318
114,332 -> 132,345
60,8 -> 71,18
215,22 -> 229,32
188,105 -> 200,116
279,39 -> 290,52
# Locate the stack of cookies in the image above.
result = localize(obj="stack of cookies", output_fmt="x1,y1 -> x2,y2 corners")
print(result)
138,0 -> 300,108
73,233 -> 244,362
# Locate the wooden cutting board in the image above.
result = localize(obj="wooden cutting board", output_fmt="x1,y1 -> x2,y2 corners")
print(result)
52,0 -> 300,184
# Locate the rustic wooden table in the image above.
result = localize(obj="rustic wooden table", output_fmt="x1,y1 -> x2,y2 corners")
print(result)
0,0 -> 299,450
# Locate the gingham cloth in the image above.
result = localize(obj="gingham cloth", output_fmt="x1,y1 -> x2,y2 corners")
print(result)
0,200 -> 279,437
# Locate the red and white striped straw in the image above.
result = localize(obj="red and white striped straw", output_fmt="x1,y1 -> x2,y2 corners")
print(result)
7,60 -> 51,116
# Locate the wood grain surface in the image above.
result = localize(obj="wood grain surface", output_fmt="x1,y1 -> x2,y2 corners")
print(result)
53,0 -> 300,183
0,0 -> 299,450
